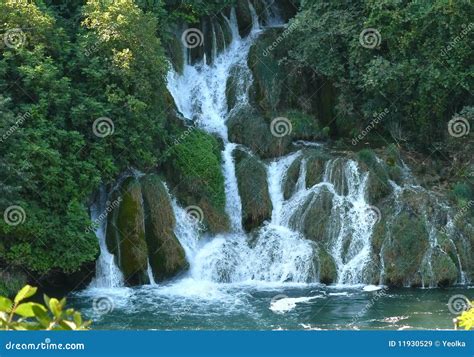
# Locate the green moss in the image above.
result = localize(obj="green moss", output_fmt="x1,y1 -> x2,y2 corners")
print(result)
317,247 -> 337,284
305,150 -> 329,188
115,177 -> 148,286
235,0 -> 253,38
302,186 -> 334,243
383,212 -> 429,286
234,149 -> 272,232
227,107 -> 292,159
431,251 -> 458,287
164,129 -> 229,233
0,270 -> 27,297
141,174 -> 188,281
283,156 -> 302,200
358,149 -> 391,204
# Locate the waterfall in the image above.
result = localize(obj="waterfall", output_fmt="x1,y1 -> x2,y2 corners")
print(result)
267,152 -> 301,225
164,6 -> 317,285
89,185 -> 124,288
223,143 -> 244,232
89,3 -> 469,291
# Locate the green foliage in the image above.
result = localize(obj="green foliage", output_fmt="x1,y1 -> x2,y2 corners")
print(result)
457,303 -> 474,330
167,130 -> 225,210
0,0 -> 170,278
0,285 -> 90,330
287,0 -> 473,145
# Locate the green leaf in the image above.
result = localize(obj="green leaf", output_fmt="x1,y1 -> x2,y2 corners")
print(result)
0,296 -> 13,312
15,302 -> 47,318
73,311 -> 82,326
49,298 -> 61,318
32,305 -> 51,328
14,285 -> 37,304
58,320 -> 74,330
43,294 -> 51,308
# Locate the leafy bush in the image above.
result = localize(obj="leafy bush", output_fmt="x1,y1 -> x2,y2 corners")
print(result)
0,285 -> 89,330
456,302 -> 474,330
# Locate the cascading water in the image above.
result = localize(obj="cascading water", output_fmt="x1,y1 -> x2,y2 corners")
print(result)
89,186 -> 124,288
89,3 -> 468,292
165,6 -> 317,285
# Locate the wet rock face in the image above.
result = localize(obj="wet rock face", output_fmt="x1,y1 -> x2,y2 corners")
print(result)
141,175 -> 189,282
234,149 -> 273,232
106,174 -> 189,286
108,177 -> 149,286
227,107 -> 292,159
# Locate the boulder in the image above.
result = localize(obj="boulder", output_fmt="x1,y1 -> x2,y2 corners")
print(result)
234,149 -> 273,231
141,174 -> 188,282
111,177 -> 149,286
283,156 -> 301,200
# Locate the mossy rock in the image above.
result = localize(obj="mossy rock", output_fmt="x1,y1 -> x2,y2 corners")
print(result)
235,0 -> 253,38
382,211 -> 429,287
0,269 -> 27,297
248,29 -> 285,114
357,149 -> 392,204
430,250 -> 458,286
165,32 -> 184,74
305,150 -> 329,188
324,158 -> 349,196
227,107 -> 292,158
114,177 -> 149,286
317,247 -> 337,284
248,28 -> 336,123
301,186 -> 334,243
283,156 -> 302,200
162,129 -> 229,233
234,149 -> 272,232
226,68 -> 239,111
140,174 -> 189,282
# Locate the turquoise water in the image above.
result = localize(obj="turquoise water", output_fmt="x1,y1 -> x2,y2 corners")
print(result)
70,282 -> 472,330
